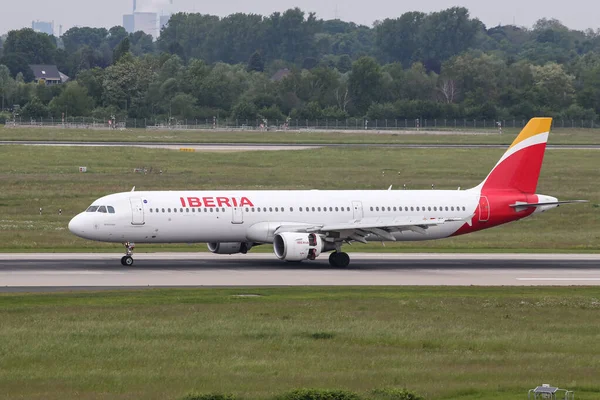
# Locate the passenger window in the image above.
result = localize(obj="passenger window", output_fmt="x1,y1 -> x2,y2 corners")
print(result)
98,206 -> 107,213
210,208 -> 213,213
318,207 -> 321,212
107,206 -> 115,214
245,208 -> 249,212
376,207 -> 379,211
192,208 -> 195,212
462,206 -> 466,211
434,207 -> 437,211
290,207 -> 293,212
263,207 -> 267,212
388,207 -> 391,211
149,208 -> 153,213
393,207 -> 396,211
329,207 -> 332,211
215,208 -> 219,213
174,208 -> 177,213
411,207 -> 414,211
269,207 -> 273,212
428,207 -> 431,211
312,207 -> 315,211
416,207 -> 420,211
252,208 -> 255,212
161,208 -> 165,213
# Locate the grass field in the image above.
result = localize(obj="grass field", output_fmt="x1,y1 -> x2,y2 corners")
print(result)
1,287 -> 599,400
1,125 -> 600,145
0,145 -> 598,252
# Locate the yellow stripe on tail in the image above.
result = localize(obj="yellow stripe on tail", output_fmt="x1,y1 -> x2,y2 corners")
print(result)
508,117 -> 552,149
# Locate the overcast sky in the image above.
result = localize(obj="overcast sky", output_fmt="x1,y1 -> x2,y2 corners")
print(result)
3,0 -> 599,36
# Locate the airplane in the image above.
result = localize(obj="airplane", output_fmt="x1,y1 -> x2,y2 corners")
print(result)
68,117 -> 586,267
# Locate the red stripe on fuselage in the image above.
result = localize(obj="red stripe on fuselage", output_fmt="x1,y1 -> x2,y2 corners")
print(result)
451,191 -> 538,236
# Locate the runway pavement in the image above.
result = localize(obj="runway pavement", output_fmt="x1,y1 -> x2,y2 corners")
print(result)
0,253 -> 599,291
1,141 -> 599,150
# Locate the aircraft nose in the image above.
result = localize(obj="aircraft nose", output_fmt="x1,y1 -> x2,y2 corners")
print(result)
68,213 -> 86,237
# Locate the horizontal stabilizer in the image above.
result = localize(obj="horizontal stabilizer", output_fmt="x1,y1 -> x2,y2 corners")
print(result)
510,200 -> 588,208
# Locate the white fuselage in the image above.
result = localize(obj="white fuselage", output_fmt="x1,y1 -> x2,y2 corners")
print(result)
68,189 -> 481,244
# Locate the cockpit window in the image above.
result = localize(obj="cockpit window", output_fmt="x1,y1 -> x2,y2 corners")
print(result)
86,206 -> 99,212
107,206 -> 115,214
98,206 -> 107,213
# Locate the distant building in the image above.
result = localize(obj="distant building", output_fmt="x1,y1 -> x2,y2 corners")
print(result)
32,20 -> 54,36
160,14 -> 170,30
29,65 -> 69,85
122,12 -> 158,38
123,14 -> 135,33
134,12 -> 158,38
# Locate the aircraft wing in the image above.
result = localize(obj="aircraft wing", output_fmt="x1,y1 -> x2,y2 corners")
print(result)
273,216 -> 469,243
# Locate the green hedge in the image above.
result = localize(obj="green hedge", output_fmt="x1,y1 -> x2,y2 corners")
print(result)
179,388 -> 424,400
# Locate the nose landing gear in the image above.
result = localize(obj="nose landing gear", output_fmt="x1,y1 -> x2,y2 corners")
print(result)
121,242 -> 135,266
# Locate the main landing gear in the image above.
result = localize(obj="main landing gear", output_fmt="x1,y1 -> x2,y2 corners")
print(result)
329,251 -> 350,268
121,242 -> 135,266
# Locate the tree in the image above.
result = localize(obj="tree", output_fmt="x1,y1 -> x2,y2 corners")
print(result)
113,37 -> 131,64
349,56 -> 383,114
3,28 -> 56,64
61,27 -> 108,54
170,93 -> 197,119
21,96 -> 48,119
129,31 -> 155,55
107,26 -> 128,49
231,100 -> 258,121
442,52 -> 505,105
0,64 -> 17,109
376,12 -> 426,65
102,54 -> 154,117
530,62 -> 575,110
0,53 -> 34,81
247,51 -> 265,72
336,55 -> 352,73
76,67 -> 105,106
48,82 -> 94,117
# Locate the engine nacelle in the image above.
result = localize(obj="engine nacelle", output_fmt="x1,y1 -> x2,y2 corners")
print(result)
207,242 -> 252,254
273,232 -> 323,261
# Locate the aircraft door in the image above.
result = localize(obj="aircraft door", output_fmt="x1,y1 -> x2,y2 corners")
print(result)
130,198 -> 145,225
232,207 -> 243,224
478,196 -> 490,222
352,201 -> 364,219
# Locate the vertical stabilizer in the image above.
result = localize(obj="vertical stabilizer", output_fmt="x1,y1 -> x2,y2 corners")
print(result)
476,118 -> 552,194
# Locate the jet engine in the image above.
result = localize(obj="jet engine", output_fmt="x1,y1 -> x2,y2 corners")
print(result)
273,232 -> 323,261
207,242 -> 252,254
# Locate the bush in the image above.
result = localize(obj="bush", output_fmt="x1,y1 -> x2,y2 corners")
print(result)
180,393 -> 237,400
369,388 -> 424,400
278,389 -> 361,400
0,111 -> 11,124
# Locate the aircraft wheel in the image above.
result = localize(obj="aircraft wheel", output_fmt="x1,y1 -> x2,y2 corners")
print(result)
329,252 -> 350,268
121,255 -> 134,266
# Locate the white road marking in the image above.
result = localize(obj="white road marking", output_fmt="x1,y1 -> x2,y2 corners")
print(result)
517,278 -> 600,281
